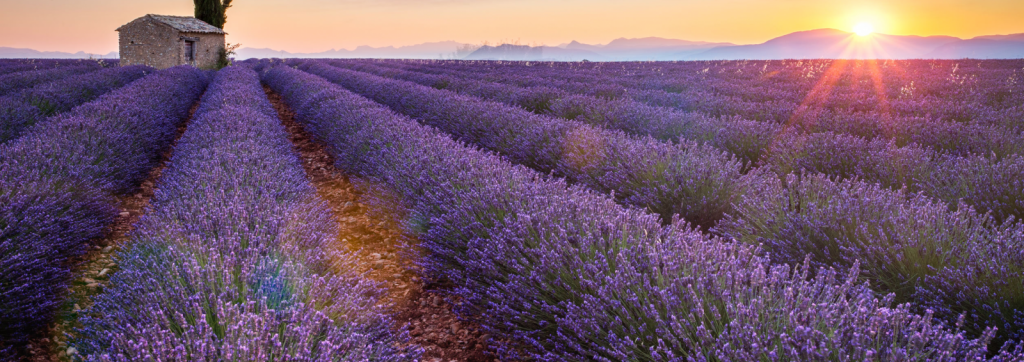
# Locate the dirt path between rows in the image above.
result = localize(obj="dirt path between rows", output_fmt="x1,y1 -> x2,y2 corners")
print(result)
265,86 -> 496,362
23,102 -> 200,362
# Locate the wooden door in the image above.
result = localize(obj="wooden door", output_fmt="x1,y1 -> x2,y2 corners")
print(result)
184,41 -> 195,65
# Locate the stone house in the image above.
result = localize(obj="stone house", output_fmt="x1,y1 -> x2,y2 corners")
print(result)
117,14 -> 226,69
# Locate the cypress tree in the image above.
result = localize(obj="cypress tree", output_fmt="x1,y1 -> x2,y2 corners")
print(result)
193,0 -> 232,29
193,0 -> 217,28
220,0 -> 233,29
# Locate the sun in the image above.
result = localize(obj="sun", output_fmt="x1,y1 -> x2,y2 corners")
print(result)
854,22 -> 874,36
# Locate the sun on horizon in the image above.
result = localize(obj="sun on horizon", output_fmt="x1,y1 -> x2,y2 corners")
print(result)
854,22 -> 875,36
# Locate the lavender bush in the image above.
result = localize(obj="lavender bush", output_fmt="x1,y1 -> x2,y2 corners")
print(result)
336,60 -> 1024,189
0,64 -> 101,97
342,60 -> 1024,222
0,66 -> 207,357
545,95 -> 783,165
761,131 -> 1024,223
0,65 -> 153,143
0,98 -> 42,144
323,59 -> 1024,342
263,63 -> 1021,361
761,131 -> 939,190
0,59 -> 111,77
337,60 -> 569,114
332,60 -> 780,165
301,61 -> 744,229
72,67 -> 418,361
714,172 -> 1024,344
366,59 -> 1023,127
354,59 -> 1024,159
0,63 -> 60,76
925,154 -> 1024,223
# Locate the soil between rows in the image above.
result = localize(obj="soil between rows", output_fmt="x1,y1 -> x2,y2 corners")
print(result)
264,86 -> 497,362
22,85 -> 499,362
25,102 -> 201,362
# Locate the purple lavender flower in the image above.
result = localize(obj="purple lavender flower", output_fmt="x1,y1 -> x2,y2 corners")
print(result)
0,64 -> 101,97
0,65 -> 153,143
73,67 -> 418,361
301,61 -> 744,229
262,63 -> 1021,361
0,65 -> 207,356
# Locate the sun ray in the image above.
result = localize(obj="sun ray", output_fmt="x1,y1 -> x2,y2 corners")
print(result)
865,59 -> 894,135
786,58 -> 851,129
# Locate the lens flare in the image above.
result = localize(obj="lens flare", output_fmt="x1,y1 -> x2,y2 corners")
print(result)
854,22 -> 874,36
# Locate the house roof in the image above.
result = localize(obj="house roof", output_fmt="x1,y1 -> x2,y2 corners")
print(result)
118,14 -> 227,35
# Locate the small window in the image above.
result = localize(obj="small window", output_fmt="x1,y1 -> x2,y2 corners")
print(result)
184,41 -> 195,62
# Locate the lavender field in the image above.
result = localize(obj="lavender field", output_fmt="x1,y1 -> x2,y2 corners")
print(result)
3,57 -> 1024,361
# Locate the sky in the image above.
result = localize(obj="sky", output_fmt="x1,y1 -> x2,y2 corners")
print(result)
2,0 -> 1023,54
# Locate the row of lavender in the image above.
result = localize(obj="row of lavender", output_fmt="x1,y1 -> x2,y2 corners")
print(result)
71,67 -> 418,361
334,60 -> 1024,224
295,60 -> 1024,347
377,59 -> 1024,130
0,65 -> 154,143
301,61 -> 742,229
360,59 -> 1024,164
0,66 -> 207,358
355,59 -> 1023,158
261,62 -> 1022,360
0,62 -> 109,97
0,59 -> 115,78
589,60 -> 1023,124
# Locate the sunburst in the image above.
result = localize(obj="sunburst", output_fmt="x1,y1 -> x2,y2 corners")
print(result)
854,22 -> 875,36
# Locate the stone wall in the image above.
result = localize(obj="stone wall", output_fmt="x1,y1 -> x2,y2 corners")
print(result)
184,32 -> 225,69
118,17 -> 225,70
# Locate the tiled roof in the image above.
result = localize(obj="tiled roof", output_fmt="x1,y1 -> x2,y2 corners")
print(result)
119,14 -> 226,34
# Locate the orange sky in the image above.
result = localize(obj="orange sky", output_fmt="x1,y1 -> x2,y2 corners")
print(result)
3,0 -> 1023,54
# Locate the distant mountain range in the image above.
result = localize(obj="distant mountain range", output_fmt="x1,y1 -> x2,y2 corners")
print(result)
4,29 -> 1023,61
465,37 -> 735,61
234,41 -> 468,60
463,45 -> 602,61
928,33 -> 1024,59
469,30 -> 1024,61
687,29 -> 1024,60
0,47 -> 117,59
564,37 -> 735,60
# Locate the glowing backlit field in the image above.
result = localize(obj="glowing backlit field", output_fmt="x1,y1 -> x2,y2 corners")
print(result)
3,57 -> 1024,360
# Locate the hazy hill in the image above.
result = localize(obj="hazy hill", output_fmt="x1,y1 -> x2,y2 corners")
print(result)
0,47 -> 117,59
235,41 -> 468,59
974,33 -> 1024,41
563,37 -> 733,60
687,29 -> 963,60
465,44 -> 604,61
563,41 -> 602,52
602,37 -> 731,51
467,30 -> 1024,61
927,34 -> 1024,59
